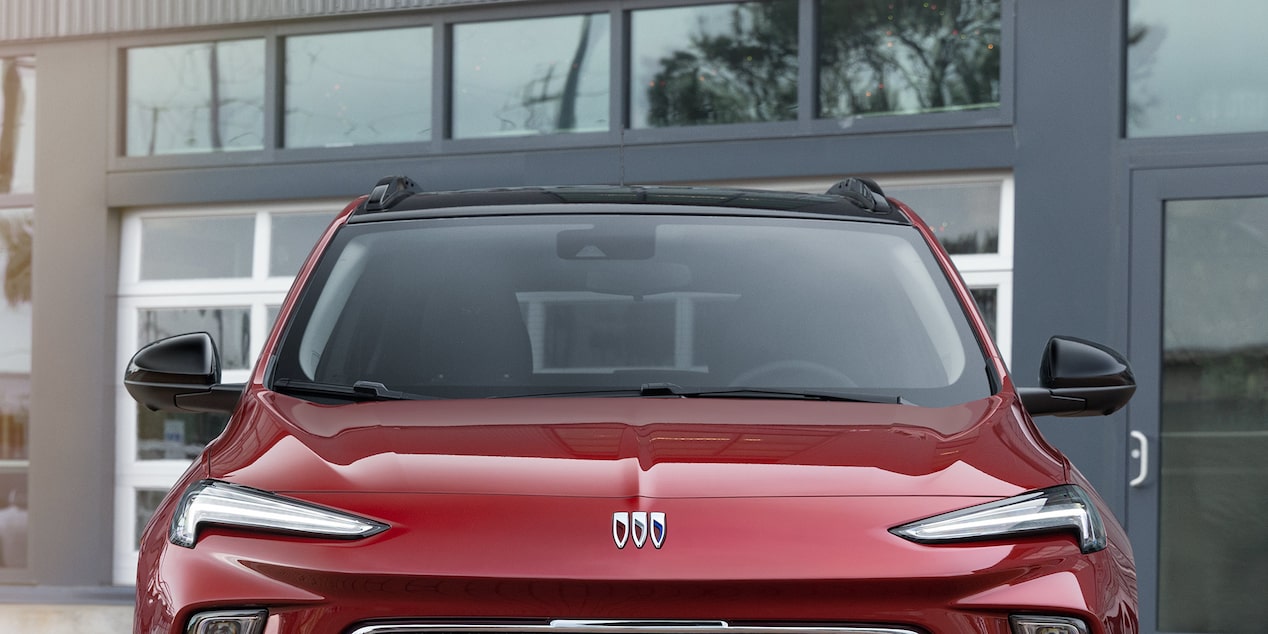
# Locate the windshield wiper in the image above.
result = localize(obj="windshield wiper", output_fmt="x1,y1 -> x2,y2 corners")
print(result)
272,378 -> 440,403
492,383 -> 903,403
639,382 -> 905,404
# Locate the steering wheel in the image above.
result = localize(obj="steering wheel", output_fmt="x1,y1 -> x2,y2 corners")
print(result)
728,359 -> 858,388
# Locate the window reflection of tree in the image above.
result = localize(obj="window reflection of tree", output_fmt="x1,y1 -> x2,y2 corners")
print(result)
0,214 -> 31,308
644,2 -> 799,127
502,15 -> 607,134
0,57 -> 34,193
129,42 -> 264,155
818,0 -> 1000,117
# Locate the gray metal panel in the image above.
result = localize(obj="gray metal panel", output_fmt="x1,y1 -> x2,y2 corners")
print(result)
0,0 -> 527,41
1010,0 -> 1130,517
103,127 -> 1018,207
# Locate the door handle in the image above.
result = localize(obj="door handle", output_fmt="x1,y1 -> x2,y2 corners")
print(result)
1129,430 -> 1149,488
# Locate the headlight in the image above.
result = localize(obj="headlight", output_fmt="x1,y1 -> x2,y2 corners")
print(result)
890,485 -> 1107,553
170,480 -> 388,548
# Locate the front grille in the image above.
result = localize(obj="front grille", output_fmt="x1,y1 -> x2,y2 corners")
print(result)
348,621 -> 921,634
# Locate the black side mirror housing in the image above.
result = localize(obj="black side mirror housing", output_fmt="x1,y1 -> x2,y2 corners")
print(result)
125,332 -> 243,414
1018,336 -> 1136,417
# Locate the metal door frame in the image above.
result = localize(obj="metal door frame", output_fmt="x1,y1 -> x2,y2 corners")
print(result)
1127,163 -> 1268,634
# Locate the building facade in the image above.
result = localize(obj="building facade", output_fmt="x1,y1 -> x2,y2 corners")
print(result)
0,1 -> 1266,632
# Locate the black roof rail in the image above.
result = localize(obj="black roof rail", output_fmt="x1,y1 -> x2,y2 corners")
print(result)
825,177 -> 890,214
364,175 -> 422,213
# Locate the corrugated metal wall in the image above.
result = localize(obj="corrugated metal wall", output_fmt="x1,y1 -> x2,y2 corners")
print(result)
0,0 -> 522,43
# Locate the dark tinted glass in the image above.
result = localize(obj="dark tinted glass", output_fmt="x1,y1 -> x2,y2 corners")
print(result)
138,307 -> 251,369
270,212 -> 332,277
135,489 -> 168,545
885,180 -> 1001,254
135,406 -> 231,461
1160,197 -> 1268,631
276,213 -> 990,406
630,2 -> 798,128
818,0 -> 1000,118
969,287 -> 996,339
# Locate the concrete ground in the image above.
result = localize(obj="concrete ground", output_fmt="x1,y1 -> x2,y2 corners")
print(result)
0,604 -> 133,632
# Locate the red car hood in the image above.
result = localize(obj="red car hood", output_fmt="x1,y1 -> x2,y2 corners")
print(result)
209,391 -> 1066,498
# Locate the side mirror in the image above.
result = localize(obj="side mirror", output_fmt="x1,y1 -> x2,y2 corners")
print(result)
125,332 -> 243,414
1018,336 -> 1136,417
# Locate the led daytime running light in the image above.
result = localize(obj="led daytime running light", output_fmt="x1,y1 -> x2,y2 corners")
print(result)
890,485 -> 1106,553
170,480 -> 388,548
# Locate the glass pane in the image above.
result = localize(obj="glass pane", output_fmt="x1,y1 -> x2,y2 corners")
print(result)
452,14 -> 610,138
267,305 -> 282,332
884,181 -> 1001,254
0,469 -> 26,568
818,0 -> 1001,118
136,406 -> 230,461
0,207 -> 30,569
140,215 -> 255,280
270,212 -> 332,277
275,215 -> 991,406
1128,0 -> 1268,137
126,39 -> 265,156
0,208 -> 32,462
540,299 -> 677,370
285,27 -> 432,148
630,2 -> 798,128
1161,197 -> 1268,631
138,307 -> 251,369
969,287 -> 996,340
135,489 -> 169,545
0,56 -> 35,195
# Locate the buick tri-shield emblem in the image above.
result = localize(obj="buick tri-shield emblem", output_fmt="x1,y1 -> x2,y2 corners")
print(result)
613,512 -> 665,549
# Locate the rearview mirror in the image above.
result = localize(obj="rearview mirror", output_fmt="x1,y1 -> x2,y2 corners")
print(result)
1018,336 -> 1136,417
124,332 -> 243,414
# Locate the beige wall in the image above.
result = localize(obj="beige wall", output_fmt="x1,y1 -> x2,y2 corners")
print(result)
27,37 -> 117,586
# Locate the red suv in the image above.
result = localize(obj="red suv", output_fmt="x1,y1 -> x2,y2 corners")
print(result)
127,177 -> 1137,634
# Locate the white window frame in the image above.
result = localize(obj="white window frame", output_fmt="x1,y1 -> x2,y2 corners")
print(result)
113,200 -> 344,585
696,173 -> 1014,367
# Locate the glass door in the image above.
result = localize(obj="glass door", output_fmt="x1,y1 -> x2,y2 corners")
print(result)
1129,167 -> 1268,634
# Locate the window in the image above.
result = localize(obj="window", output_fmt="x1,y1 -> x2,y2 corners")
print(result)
275,215 -> 989,403
115,3 -> 1007,161
706,173 -> 1013,364
125,39 -> 265,156
114,202 -> 338,583
1160,197 -> 1268,631
451,14 -> 611,138
0,54 -> 33,572
629,1 -> 799,128
818,0 -> 1001,119
1,57 -> 35,195
284,27 -> 433,148
1127,0 -> 1268,137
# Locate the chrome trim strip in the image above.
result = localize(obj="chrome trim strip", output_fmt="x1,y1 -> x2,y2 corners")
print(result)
348,623 -> 921,634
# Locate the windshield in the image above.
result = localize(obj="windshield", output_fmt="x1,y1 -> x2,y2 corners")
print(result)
271,213 -> 992,406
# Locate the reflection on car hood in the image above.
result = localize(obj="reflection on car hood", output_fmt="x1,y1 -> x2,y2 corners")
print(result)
208,391 -> 1066,498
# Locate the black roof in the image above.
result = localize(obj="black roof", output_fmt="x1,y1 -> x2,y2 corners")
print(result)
349,177 -> 911,226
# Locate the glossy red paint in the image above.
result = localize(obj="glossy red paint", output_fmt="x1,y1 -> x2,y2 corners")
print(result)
137,389 -> 1135,634
131,185 -> 1138,634
209,392 -> 1064,497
